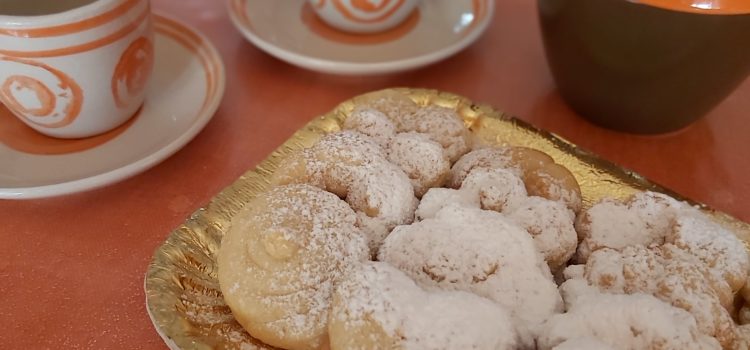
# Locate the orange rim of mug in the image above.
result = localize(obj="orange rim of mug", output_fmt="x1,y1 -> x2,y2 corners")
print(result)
0,0 -> 142,38
0,15 -> 222,155
0,3 -> 151,58
630,0 -> 750,14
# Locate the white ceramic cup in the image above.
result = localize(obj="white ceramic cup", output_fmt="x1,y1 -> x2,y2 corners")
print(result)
309,0 -> 422,33
0,0 -> 154,139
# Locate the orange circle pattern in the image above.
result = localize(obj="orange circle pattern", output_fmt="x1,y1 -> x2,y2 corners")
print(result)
112,36 -> 155,109
1,76 -> 56,117
0,57 -> 83,129
332,0 -> 406,23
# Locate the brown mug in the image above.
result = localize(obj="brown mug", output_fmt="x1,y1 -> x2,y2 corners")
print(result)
538,0 -> 750,134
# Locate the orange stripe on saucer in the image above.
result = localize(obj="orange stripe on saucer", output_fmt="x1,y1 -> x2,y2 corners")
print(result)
232,0 -> 253,30
0,105 -> 140,155
153,16 -> 219,117
0,0 -> 141,38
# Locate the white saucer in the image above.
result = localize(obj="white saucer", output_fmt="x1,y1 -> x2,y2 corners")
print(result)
0,14 -> 225,199
228,0 -> 494,75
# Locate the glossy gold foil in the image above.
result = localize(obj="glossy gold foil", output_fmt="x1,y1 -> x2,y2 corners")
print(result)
145,88 -> 750,350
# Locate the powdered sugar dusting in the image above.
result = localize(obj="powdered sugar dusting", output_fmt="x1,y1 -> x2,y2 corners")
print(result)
449,147 -> 582,212
576,191 -> 750,296
329,262 -> 517,350
668,211 -> 750,292
359,91 -> 420,130
417,167 -> 578,272
575,191 -> 683,262
448,148 -> 516,188
276,131 -> 418,253
380,205 -> 562,336
343,106 -> 396,149
461,167 -> 528,213
539,285 -> 721,350
572,245 -> 738,348
386,132 -> 450,198
400,106 -> 470,162
508,196 -> 577,272
217,184 -> 370,350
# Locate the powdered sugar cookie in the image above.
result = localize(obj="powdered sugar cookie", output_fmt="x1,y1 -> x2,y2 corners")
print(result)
575,245 -> 738,348
538,286 -> 721,350
398,105 -> 470,162
386,132 -> 451,198
460,167 -> 528,213
508,196 -> 577,272
449,147 -> 582,212
357,90 -> 420,130
357,91 -> 471,162
417,167 -> 577,272
379,204 -> 563,338
667,212 -> 750,293
217,185 -> 369,350
574,191 -> 684,262
273,131 -> 418,252
576,191 -> 749,294
328,261 -> 518,350
342,106 -> 396,149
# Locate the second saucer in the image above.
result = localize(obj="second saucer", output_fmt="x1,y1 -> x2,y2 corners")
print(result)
228,0 -> 494,75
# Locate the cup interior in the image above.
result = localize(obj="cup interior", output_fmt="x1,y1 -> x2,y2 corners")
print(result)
0,0 -> 99,16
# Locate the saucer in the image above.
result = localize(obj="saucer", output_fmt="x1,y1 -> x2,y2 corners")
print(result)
0,14 -> 225,199
227,0 -> 494,75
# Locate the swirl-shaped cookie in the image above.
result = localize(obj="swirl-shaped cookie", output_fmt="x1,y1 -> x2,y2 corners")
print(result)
576,191 -> 749,293
386,132 -> 451,197
569,245 -> 738,348
379,204 -> 562,341
539,279 -> 721,350
342,106 -> 396,149
273,131 -> 418,252
217,185 -> 369,350
449,147 -> 582,213
417,167 -> 578,272
329,261 -> 518,350
345,92 -> 469,197
356,91 -> 471,161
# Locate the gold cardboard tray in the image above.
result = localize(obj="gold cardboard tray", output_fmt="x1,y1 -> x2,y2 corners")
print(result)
144,88 -> 750,350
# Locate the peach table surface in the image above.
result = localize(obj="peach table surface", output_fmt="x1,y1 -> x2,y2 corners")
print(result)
2,0 -> 749,348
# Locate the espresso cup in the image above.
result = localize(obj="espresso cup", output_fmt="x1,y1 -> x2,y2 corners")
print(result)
0,0 -> 154,139
309,0 -> 421,33
538,0 -> 750,134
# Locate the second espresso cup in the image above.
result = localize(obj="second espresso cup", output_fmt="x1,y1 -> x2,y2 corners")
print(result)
309,0 -> 421,33
0,0 -> 154,139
